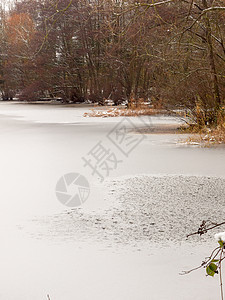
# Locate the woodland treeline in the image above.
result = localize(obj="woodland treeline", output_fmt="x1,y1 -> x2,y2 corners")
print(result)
0,0 -> 225,121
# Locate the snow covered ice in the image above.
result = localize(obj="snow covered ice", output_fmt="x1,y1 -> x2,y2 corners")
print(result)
0,102 -> 225,300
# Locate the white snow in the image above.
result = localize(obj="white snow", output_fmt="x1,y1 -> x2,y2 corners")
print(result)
215,232 -> 225,242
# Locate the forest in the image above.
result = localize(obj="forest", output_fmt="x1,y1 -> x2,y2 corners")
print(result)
0,0 -> 225,124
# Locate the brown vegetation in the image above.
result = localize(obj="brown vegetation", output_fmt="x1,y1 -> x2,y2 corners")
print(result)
84,107 -> 157,118
184,110 -> 225,145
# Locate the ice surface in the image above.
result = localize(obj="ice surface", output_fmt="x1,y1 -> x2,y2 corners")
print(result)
0,102 -> 225,300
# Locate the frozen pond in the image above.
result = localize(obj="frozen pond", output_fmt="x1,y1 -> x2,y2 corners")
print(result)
0,102 -> 225,300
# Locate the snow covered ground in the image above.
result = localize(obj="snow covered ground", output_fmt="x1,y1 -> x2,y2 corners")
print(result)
0,102 -> 225,300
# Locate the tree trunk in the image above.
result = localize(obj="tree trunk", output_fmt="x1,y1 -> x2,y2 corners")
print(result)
202,0 -> 221,109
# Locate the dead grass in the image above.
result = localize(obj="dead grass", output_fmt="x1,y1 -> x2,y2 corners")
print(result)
83,107 -> 161,118
184,113 -> 225,146
84,96 -> 167,118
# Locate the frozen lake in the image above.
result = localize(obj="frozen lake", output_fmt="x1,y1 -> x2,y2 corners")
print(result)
0,102 -> 225,300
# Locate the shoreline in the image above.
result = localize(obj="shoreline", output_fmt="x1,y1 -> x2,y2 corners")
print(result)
132,123 -> 189,134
